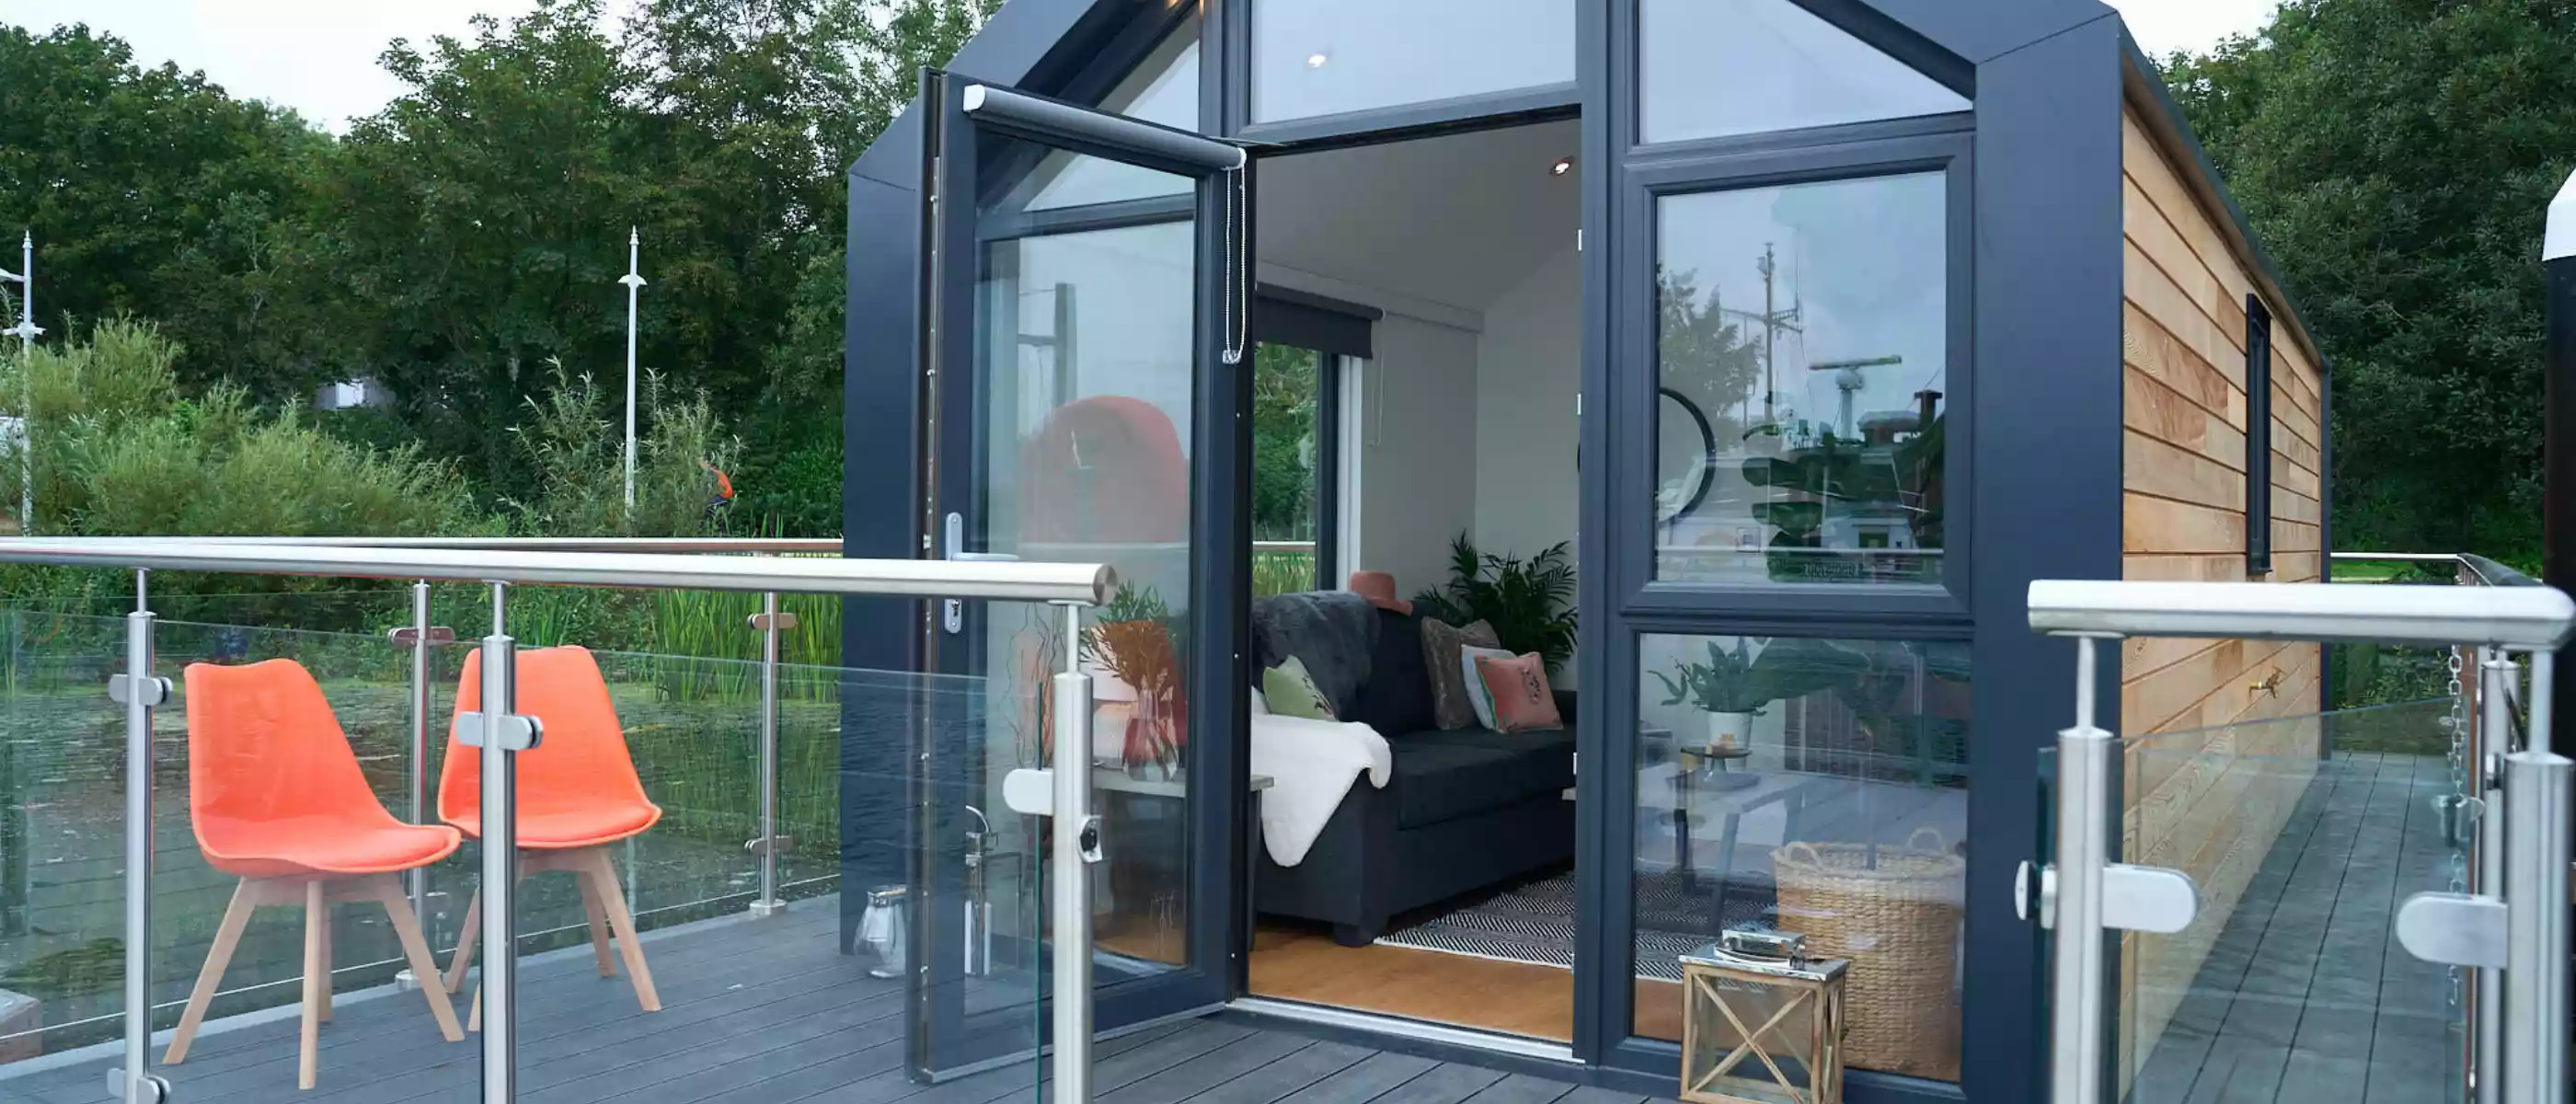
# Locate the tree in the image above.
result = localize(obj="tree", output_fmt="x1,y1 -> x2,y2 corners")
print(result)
328,0 -> 655,499
2163,0 -> 2576,559
0,24 -> 346,402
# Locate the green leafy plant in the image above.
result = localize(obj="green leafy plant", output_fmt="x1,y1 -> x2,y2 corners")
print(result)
1412,535 -> 1578,674
1653,637 -> 1869,716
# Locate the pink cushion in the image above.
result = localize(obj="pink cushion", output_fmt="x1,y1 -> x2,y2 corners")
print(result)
1474,652 -> 1563,732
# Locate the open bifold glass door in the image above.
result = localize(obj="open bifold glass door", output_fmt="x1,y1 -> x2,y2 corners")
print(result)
908,69 -> 1249,1087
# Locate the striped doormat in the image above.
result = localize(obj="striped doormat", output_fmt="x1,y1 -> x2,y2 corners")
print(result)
1374,869 -> 1776,981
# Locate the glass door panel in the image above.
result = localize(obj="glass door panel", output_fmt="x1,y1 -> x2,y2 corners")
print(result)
974,213 -> 1198,978
917,70 -> 1247,1081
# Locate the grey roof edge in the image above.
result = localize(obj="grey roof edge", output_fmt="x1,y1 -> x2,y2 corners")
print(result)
2115,19 -> 2332,381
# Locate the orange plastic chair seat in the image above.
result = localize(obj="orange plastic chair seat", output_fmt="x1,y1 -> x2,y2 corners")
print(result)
441,647 -> 663,852
199,817 -> 461,880
441,804 -> 661,851
183,659 -> 464,880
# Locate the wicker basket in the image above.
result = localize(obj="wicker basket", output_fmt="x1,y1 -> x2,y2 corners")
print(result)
1772,828 -> 1964,1081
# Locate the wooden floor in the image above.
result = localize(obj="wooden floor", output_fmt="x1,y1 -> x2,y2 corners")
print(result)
2129,753 -> 2462,1104
1247,928 -> 1686,1045
0,903 -> 1670,1104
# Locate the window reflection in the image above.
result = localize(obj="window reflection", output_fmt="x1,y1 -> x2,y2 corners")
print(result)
1639,0 -> 1969,144
1251,0 -> 1574,124
979,216 -> 1200,973
1630,634 -> 1968,1082
1025,15 -> 1200,212
1652,172 -> 1948,586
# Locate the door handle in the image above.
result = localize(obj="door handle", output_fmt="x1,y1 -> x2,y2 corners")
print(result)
942,512 -> 1020,632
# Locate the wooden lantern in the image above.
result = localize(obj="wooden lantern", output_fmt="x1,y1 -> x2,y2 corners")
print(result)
1678,941 -> 1846,1104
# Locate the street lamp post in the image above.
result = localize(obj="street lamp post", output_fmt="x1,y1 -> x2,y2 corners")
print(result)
0,232 -> 42,533
619,227 -> 646,514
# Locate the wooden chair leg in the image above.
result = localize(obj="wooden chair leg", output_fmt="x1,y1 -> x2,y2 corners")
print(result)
164,879 -> 261,1064
578,873 -> 615,978
467,983 -> 481,1034
443,888 -> 482,995
316,894 -> 334,1023
579,847 -> 660,1012
366,875 -> 464,1043
300,880 -> 326,1090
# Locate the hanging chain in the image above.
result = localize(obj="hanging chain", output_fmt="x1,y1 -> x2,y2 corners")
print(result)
2442,643 -> 2470,1014
1220,165 -> 1247,366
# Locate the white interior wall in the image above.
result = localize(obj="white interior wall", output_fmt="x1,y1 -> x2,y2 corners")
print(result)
1472,245 -> 1581,567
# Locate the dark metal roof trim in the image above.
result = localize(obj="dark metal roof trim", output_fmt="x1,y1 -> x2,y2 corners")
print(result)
2115,22 -> 2332,381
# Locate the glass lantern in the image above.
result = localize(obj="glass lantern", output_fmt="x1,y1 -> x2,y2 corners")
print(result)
1678,942 -> 1846,1104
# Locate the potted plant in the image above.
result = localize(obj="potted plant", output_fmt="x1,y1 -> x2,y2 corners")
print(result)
1653,638 -> 1867,757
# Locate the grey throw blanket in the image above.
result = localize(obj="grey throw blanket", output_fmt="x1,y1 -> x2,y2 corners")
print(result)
1250,591 -> 1378,719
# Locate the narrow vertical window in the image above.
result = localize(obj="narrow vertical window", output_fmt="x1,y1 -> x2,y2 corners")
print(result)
2246,294 -> 2273,575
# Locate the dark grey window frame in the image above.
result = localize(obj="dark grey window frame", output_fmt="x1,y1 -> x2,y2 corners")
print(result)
1614,132 -> 1977,625
2246,293 -> 2274,576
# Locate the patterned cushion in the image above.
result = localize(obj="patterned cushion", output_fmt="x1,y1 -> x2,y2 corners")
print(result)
1419,618 -> 1501,730
1458,645 -> 1514,730
1476,652 -> 1564,732
1261,656 -> 1336,720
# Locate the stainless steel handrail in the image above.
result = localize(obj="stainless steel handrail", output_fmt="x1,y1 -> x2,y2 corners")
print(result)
0,538 -> 1111,603
2028,578 -> 2571,1104
78,535 -> 844,554
0,539 -> 1108,1104
2028,579 -> 2576,649
2332,550 -> 2540,588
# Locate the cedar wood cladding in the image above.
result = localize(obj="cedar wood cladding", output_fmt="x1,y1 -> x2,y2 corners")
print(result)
2115,99 -> 2332,1084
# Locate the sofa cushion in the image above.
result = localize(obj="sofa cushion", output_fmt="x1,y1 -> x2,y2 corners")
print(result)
1419,618 -> 1501,730
1249,591 -> 1378,718
1386,724 -> 1577,828
1348,610 -> 1434,737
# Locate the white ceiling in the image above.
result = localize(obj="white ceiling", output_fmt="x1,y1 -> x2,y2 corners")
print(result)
1257,119 -> 1581,316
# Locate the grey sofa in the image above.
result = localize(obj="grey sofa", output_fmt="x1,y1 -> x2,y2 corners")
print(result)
1250,595 -> 1577,946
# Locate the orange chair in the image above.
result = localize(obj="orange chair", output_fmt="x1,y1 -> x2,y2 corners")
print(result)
438,646 -> 662,1021
166,659 -> 465,1090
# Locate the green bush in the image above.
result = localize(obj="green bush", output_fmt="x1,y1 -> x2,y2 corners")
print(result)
502,361 -> 741,537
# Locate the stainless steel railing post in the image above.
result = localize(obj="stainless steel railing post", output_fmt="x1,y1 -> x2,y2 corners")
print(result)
114,569 -> 167,1103
479,581 -> 520,1104
749,590 -> 783,918
408,581 -> 431,926
2501,743 -> 2570,1104
1050,601 -> 1097,1104
2051,634 -> 2114,1104
2503,649 -> 2568,1104
2477,649 -> 2512,1104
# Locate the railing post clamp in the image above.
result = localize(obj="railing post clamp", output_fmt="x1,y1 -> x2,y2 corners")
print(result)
457,711 -> 542,751
106,1069 -> 169,1103
106,673 -> 169,707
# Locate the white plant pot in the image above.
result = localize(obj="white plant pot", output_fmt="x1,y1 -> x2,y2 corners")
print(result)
1704,711 -> 1754,753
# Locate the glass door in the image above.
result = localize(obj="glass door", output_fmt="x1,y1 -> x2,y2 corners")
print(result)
913,70 -> 1249,1080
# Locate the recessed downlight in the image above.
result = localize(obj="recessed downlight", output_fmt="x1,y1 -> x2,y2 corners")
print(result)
1549,156 -> 1575,177
1305,52 -> 1329,69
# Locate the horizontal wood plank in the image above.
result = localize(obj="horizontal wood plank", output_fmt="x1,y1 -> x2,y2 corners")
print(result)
2127,366 -> 2249,472
2126,430 -> 2248,510
2127,492 -> 2247,556
2125,302 -> 2247,430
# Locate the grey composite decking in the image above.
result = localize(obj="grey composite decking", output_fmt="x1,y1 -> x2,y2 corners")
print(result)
2128,753 -> 2463,1104
0,902 -> 1675,1104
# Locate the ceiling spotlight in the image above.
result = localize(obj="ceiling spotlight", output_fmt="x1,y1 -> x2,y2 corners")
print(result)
1305,52 -> 1329,69
1548,156 -> 1574,177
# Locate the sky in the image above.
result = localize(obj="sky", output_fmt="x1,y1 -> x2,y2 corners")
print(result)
6,0 -> 2281,132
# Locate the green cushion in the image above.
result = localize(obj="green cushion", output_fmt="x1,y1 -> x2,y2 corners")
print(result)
1262,655 -> 1337,720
